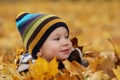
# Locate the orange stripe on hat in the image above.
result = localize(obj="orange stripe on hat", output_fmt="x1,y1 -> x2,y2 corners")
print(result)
29,19 -> 64,54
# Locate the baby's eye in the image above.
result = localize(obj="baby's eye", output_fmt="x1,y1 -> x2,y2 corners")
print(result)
54,37 -> 60,41
65,35 -> 69,39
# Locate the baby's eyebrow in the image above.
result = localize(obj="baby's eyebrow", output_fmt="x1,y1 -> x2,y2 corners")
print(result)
49,33 -> 60,38
53,34 -> 61,38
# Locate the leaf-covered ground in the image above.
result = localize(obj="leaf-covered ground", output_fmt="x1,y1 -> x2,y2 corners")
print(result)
0,47 -> 120,80
0,0 -> 120,80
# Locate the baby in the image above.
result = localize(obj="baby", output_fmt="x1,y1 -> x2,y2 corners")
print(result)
16,12 -> 88,73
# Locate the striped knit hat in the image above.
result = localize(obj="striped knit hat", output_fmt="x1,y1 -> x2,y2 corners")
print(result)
16,12 -> 69,59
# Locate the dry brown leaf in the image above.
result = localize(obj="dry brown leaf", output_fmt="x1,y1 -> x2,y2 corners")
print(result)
63,60 -> 84,80
71,37 -> 84,52
88,57 -> 99,72
56,69 -> 81,80
96,56 -> 116,78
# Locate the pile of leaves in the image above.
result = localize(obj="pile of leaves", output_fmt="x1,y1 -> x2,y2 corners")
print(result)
0,37 -> 120,80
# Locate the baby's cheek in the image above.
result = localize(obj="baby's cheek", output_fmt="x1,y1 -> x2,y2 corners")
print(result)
69,40 -> 73,47
70,44 -> 73,52
51,49 -> 59,57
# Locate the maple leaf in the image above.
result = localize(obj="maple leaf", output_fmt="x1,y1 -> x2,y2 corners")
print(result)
29,57 -> 59,80
16,48 -> 25,55
88,57 -> 99,72
56,69 -> 81,80
62,60 -> 86,79
47,57 -> 59,78
71,37 -> 84,52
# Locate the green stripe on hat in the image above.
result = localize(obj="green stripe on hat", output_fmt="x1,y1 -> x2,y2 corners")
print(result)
22,14 -> 46,40
29,19 -> 64,53
23,14 -> 55,46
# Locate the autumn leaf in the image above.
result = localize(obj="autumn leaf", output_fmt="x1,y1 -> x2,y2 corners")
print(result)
71,37 -> 84,52
88,57 -> 99,72
63,60 -> 84,79
56,69 -> 81,80
108,38 -> 120,58
47,57 -> 59,78
0,63 -> 23,80
16,48 -> 25,55
29,57 -> 59,80
8,65 -> 23,80
113,66 -> 120,80
86,71 -> 110,80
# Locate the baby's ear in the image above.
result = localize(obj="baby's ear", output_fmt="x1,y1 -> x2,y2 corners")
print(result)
36,51 -> 42,57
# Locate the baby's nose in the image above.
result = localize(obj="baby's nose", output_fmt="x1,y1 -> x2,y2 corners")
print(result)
61,38 -> 69,46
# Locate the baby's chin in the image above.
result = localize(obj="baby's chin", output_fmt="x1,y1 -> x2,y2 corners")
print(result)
57,55 -> 70,61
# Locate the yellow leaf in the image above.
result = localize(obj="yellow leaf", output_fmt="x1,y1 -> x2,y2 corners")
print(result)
29,57 -> 48,79
47,57 -> 59,77
63,60 -> 84,80
29,57 -> 59,80
87,71 -> 109,80
113,66 -> 120,80
35,57 -> 49,73
16,48 -> 25,55
8,66 -> 23,80
89,57 -> 99,72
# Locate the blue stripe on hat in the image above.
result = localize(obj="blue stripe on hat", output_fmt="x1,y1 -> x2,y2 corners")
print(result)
16,14 -> 40,28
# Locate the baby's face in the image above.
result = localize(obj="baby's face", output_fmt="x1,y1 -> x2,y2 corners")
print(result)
38,27 -> 72,61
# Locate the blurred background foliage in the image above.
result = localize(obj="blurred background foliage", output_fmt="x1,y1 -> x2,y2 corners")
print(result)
0,0 -> 120,55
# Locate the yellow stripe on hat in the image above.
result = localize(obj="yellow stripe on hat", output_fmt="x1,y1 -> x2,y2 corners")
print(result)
23,15 -> 55,47
29,19 -> 63,53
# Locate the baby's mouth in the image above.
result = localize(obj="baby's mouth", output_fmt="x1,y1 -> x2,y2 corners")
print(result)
61,49 -> 71,54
